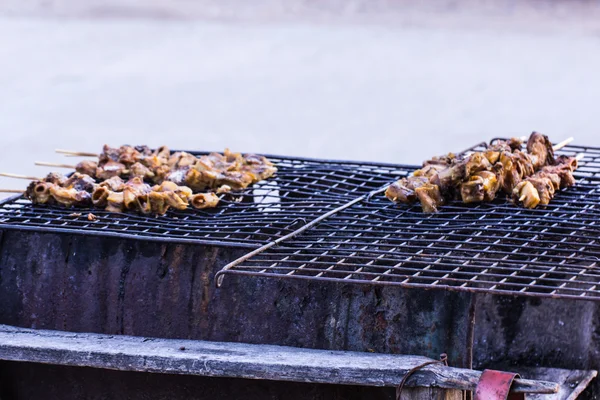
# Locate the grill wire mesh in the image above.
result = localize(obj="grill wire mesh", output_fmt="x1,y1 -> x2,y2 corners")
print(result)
0,152 -> 404,247
218,140 -> 600,301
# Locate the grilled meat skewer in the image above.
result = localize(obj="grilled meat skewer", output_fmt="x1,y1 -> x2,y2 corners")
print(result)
70,146 -> 277,193
23,172 -> 222,215
386,137 -> 529,210
512,155 -> 580,209
386,132 -> 572,212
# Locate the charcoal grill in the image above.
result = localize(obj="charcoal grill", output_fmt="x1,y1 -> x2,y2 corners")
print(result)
1,140 -> 599,399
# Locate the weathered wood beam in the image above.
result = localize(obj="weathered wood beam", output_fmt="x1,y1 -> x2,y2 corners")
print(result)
0,325 -> 558,394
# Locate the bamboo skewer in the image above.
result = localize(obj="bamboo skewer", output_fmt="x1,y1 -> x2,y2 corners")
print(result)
552,137 -> 574,151
0,172 -> 41,180
0,189 -> 24,193
35,161 -> 131,175
35,161 -> 77,169
55,149 -> 98,157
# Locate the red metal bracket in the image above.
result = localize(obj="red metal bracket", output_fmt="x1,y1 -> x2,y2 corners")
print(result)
474,369 -> 525,400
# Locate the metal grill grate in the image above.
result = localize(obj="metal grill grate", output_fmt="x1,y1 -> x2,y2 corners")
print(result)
217,142 -> 600,301
0,153 -> 405,247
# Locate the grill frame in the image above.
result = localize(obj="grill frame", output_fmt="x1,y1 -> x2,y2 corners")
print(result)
216,141 -> 600,302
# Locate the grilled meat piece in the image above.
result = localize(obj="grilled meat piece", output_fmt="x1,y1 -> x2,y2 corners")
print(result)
483,137 -> 524,164
168,152 -> 198,169
63,173 -> 96,192
93,176 -> 125,207
415,183 -> 444,213
99,176 -> 125,191
461,170 -> 501,203
44,172 -> 66,185
184,168 -> 218,192
423,153 -> 458,167
99,144 -> 121,164
49,186 -> 92,207
190,193 -> 220,209
513,181 -> 540,209
152,181 -> 194,211
156,181 -> 193,199
75,160 -> 98,177
106,191 -> 125,213
92,186 -> 110,207
154,146 -> 170,160
498,151 -> 522,193
122,177 -> 152,210
465,153 -> 493,176
215,171 -> 256,191
147,191 -> 169,215
96,160 -> 128,180
555,155 -> 578,172
134,145 -> 153,156
129,162 -> 155,180
25,181 -> 54,204
25,173 -> 95,207
385,176 -> 430,203
527,175 -> 556,206
527,132 -> 555,169
385,164 -> 445,203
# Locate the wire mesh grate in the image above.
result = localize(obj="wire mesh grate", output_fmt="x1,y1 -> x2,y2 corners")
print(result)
0,153 -> 406,247
217,141 -> 600,301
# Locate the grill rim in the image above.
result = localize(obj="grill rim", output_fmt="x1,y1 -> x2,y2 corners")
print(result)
218,269 -> 600,302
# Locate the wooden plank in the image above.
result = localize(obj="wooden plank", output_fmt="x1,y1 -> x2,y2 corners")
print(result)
0,324 -> 557,394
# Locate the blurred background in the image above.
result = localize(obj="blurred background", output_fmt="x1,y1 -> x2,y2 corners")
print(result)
1,0 -> 600,195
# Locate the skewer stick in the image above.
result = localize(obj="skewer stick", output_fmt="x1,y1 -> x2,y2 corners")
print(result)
55,149 -> 98,157
35,161 -> 76,169
0,189 -> 24,193
552,137 -> 574,151
576,152 -> 585,161
0,172 -> 41,180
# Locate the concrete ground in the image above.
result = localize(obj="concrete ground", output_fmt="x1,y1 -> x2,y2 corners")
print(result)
1,1 -> 600,195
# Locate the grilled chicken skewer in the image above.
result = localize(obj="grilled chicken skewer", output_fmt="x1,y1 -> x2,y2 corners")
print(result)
459,132 -> 556,204
8,172 -> 220,215
386,137 -> 528,212
512,154 -> 582,209
386,132 -> 575,212
53,145 -> 277,192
